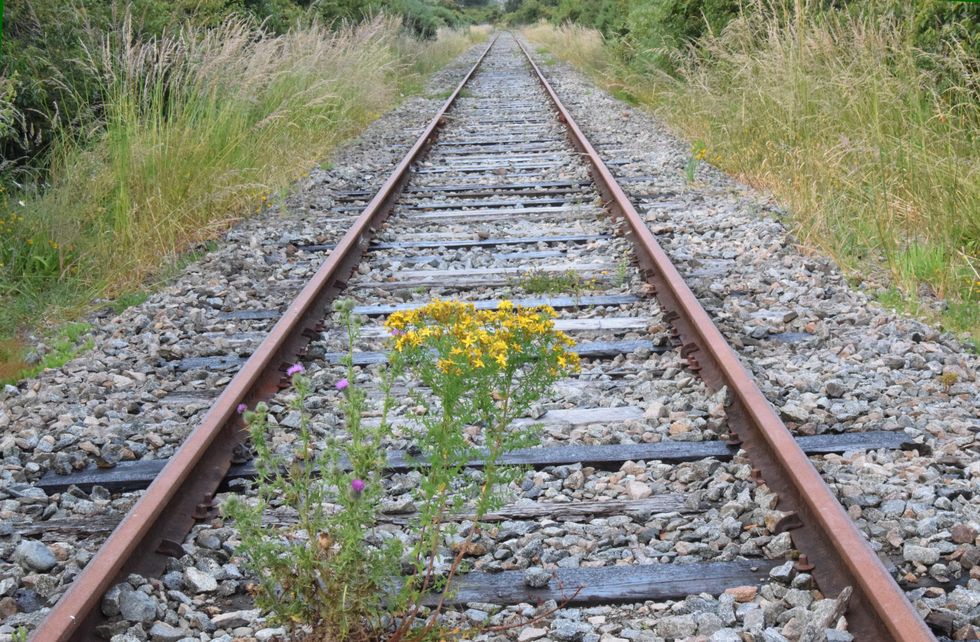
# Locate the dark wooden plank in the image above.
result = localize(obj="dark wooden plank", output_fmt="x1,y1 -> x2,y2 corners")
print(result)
569,340 -> 661,358
11,496 -> 691,539
338,181 -> 580,200
319,340 -> 663,367
217,309 -> 280,321
358,316 -> 651,338
424,560 -> 782,607
445,116 -> 552,124
381,496 -> 691,525
473,496 -> 688,521
369,235 -> 610,251
291,243 -> 336,252
172,339 -> 661,372
36,431 -> 912,495
352,276 -> 618,292
765,332 -> 817,344
429,142 -> 560,152
399,250 -> 566,264
430,145 -> 567,157
609,175 -> 660,183
794,431 -> 914,455
626,191 -> 681,201
353,294 -> 641,316
408,204 -> 600,220
375,262 -> 613,279
332,196 -> 581,213
406,196 -> 580,210
213,295 -> 640,325
159,390 -> 218,406
190,316 -> 650,354
415,163 -> 566,175
404,180 -> 590,194
174,355 -> 246,371
406,187 -> 588,200
427,153 -> 570,164
437,134 -> 555,144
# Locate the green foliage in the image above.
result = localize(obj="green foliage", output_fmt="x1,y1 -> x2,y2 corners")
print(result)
621,0 -> 739,71
684,140 -> 707,183
110,290 -> 150,314
384,300 -> 579,638
1,322 -> 94,385
858,0 -> 980,59
224,300 -> 397,637
225,299 -> 578,637
517,269 -> 600,297
0,0 -> 492,183
510,0 -> 978,71
504,0 -> 554,26
0,193 -> 77,296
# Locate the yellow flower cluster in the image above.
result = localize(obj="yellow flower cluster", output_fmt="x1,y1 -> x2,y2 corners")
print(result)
0,212 -> 23,229
385,299 -> 579,375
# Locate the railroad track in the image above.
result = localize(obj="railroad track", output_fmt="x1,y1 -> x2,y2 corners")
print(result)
20,33 -> 947,641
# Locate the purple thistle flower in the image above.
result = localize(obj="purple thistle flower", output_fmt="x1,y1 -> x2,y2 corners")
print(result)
390,328 -> 403,336
336,378 -> 349,391
286,363 -> 305,376
351,478 -> 365,497
236,403 -> 247,414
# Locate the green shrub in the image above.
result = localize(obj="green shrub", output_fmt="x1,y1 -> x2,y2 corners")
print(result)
622,0 -> 740,71
226,299 -> 580,637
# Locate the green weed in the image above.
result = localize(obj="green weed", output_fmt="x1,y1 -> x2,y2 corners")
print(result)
225,299 -> 578,638
1,322 -> 94,385
517,269 -> 600,297
684,140 -> 706,184
939,371 -> 959,392
615,258 -> 630,287
612,88 -> 638,105
110,290 -> 149,314
876,287 -> 979,345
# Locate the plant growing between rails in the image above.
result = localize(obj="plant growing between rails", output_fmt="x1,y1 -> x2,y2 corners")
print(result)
225,298 -> 580,640
224,298 -> 398,639
615,257 -> 631,288
516,269 -> 603,301
384,299 -> 580,639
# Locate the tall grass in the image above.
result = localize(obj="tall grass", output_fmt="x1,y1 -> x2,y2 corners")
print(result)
0,16 -> 486,374
526,8 -> 980,340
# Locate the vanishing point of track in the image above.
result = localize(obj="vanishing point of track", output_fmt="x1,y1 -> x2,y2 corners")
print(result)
31,34 -> 936,641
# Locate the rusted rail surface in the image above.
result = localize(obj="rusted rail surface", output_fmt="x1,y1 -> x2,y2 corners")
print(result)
514,37 -> 934,642
30,37 -> 498,642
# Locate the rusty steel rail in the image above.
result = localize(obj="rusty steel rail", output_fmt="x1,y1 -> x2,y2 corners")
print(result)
30,36 -> 498,642
515,38 -> 935,642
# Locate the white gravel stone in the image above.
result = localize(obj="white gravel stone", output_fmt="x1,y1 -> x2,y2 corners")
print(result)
182,567 -> 217,593
13,540 -> 57,572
